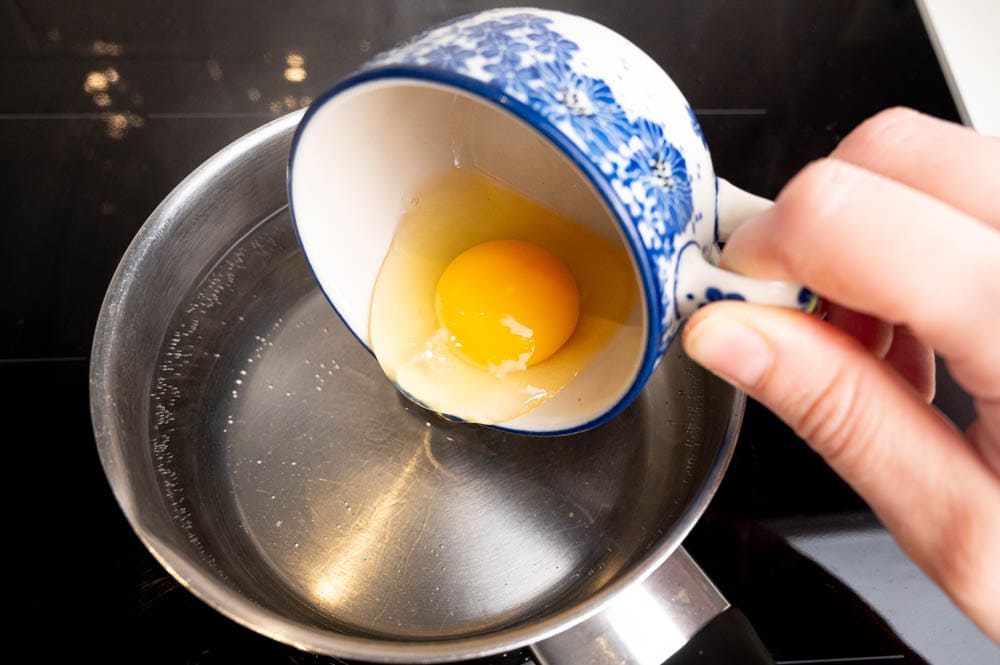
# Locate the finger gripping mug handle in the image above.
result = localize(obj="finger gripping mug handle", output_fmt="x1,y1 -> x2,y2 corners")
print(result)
716,177 -> 771,242
673,179 -> 818,319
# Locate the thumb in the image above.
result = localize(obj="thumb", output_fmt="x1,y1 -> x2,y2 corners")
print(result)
682,301 -> 925,477
682,302 -> 1000,638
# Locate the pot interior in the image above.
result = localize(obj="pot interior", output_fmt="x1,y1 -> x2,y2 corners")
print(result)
91,113 -> 740,654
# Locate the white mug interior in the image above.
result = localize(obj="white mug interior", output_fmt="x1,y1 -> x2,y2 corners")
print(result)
289,78 -> 650,433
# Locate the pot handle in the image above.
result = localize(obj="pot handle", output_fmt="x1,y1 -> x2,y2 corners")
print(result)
530,547 -> 773,665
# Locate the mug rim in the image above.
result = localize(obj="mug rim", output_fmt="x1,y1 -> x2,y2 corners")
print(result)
288,64 -> 662,436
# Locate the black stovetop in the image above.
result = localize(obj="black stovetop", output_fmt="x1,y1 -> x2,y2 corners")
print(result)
4,1 -> 989,663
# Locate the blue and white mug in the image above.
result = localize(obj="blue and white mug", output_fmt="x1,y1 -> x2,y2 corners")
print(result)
289,7 -> 814,434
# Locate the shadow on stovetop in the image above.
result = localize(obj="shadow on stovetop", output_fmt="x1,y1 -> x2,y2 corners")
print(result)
686,510 -> 930,665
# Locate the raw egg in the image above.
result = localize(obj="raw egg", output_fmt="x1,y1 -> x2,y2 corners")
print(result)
435,239 -> 580,373
368,167 -> 636,425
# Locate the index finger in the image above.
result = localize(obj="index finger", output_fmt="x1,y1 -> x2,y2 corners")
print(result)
831,108 -> 1000,228
720,157 -> 1000,400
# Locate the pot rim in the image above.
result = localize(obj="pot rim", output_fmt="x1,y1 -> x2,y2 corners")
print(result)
89,110 -> 745,663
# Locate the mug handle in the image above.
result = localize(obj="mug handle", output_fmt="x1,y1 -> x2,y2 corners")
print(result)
530,547 -> 773,665
673,178 -> 818,319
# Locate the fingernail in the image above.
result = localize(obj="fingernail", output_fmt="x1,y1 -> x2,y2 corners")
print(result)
685,317 -> 772,389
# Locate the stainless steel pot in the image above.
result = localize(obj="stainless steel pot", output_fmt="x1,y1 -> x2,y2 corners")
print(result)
90,111 -> 767,664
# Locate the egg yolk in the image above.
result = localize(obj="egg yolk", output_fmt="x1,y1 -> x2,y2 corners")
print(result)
435,240 -> 580,372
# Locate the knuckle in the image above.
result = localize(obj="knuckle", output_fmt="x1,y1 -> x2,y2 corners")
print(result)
936,500 -> 1000,618
918,348 -> 938,403
771,158 -> 860,279
841,107 -> 922,155
921,379 -> 937,404
974,242 -> 1000,303
776,159 -> 851,235
780,362 -> 883,472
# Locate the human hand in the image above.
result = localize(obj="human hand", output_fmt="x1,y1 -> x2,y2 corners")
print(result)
681,108 -> 1000,642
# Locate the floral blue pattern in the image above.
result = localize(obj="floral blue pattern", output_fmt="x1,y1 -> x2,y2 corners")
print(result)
413,43 -> 477,73
705,287 -> 746,303
494,12 -> 554,31
687,105 -> 707,149
368,10 -> 699,351
482,57 -> 538,97
621,117 -> 693,247
477,30 -> 530,60
459,19 -> 504,41
522,59 -> 631,153
526,27 -> 579,58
